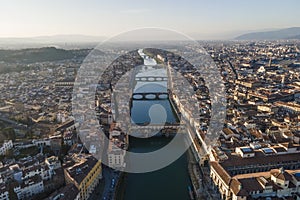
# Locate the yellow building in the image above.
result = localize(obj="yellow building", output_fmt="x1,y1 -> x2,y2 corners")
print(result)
63,154 -> 102,200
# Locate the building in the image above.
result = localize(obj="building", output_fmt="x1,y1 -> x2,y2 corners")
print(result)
107,124 -> 127,169
211,164 -> 300,200
63,130 -> 77,146
216,143 -> 300,176
275,101 -> 300,113
22,164 -> 52,181
32,138 -> 51,147
0,184 -> 9,200
9,164 -> 23,183
235,146 -> 255,158
55,80 -> 75,88
107,144 -> 126,169
55,120 -> 76,133
13,175 -> 44,200
45,156 -> 62,174
46,184 -> 80,200
63,154 -> 102,200
210,143 -> 300,199
0,140 -> 13,156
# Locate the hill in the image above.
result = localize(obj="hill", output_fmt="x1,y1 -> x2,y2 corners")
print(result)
235,27 -> 300,40
0,47 -> 91,64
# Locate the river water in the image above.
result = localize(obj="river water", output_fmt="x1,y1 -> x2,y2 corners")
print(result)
121,50 -> 191,200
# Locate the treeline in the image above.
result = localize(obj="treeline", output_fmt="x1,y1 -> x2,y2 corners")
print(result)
0,47 -> 93,73
0,47 -> 91,64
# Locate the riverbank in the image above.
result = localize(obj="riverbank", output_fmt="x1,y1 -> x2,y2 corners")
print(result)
114,172 -> 127,200
143,49 -> 164,64
89,178 -> 106,200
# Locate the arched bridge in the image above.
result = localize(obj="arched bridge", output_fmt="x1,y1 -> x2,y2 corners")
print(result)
129,123 -> 186,136
132,92 -> 169,100
135,76 -> 168,82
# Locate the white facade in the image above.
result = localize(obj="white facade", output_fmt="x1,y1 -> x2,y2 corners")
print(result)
14,178 -> 44,200
108,126 -> 127,169
32,138 -> 51,147
108,149 -> 126,169
0,140 -> 13,155
0,191 -> 8,200
45,156 -> 61,173
22,165 -> 52,181
235,146 -> 255,158
0,185 -> 9,200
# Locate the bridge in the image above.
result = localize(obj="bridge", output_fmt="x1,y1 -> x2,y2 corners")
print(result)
135,76 -> 168,82
129,123 -> 186,137
132,92 -> 169,100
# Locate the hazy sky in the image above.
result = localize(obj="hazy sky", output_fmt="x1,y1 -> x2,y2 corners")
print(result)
1,0 -> 300,39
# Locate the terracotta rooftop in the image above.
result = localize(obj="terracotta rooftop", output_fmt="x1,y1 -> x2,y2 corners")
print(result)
221,151 -> 300,169
270,168 -> 294,181
64,154 -> 99,185
210,161 -> 231,185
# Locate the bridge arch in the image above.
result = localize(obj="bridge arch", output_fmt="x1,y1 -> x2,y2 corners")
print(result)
132,92 -> 169,100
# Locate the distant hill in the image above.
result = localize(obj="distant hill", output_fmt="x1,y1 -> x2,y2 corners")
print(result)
30,34 -> 106,43
0,47 -> 91,64
286,34 -> 300,39
235,27 -> 300,40
0,34 -> 106,49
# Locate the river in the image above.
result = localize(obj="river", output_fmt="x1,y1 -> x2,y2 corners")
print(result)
120,49 -> 191,200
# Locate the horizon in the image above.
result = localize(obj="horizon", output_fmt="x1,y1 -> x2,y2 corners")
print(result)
1,0 -> 300,40
0,26 -> 297,39
0,26 -> 299,43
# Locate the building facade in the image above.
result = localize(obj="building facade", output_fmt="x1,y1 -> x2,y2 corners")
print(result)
63,154 -> 102,200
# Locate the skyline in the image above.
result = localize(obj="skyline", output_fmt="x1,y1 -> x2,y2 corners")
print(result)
1,0 -> 300,40
0,1 -> 300,199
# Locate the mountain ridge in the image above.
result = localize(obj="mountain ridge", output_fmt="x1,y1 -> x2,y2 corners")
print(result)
235,27 -> 300,40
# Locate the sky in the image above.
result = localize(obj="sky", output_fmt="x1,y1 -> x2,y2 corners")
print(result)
0,0 -> 300,39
